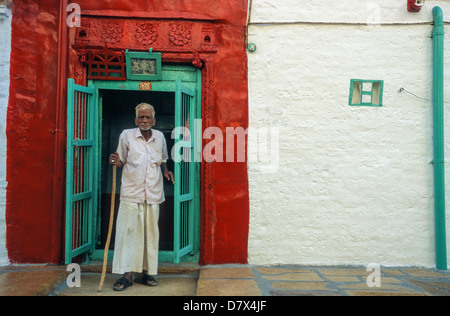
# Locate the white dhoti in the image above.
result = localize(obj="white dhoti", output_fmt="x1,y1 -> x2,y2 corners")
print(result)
112,201 -> 160,275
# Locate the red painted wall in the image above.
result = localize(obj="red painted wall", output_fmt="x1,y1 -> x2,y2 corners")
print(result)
6,0 -> 249,264
7,0 -> 61,262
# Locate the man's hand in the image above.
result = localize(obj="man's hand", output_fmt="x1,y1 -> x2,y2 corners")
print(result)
109,152 -> 123,167
164,170 -> 175,184
161,162 -> 174,184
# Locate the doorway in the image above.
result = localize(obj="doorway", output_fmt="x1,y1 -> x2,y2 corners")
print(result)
64,64 -> 201,264
99,89 -> 176,253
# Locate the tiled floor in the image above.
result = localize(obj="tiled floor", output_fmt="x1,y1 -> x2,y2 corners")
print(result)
196,267 -> 261,296
1,263 -> 449,296
196,265 -> 450,296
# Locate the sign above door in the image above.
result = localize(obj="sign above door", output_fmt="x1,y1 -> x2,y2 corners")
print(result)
126,49 -> 162,81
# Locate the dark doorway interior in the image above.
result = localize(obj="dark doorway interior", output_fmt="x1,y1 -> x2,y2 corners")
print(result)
98,89 -> 175,252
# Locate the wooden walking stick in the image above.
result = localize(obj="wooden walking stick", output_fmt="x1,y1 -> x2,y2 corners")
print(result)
98,164 -> 117,292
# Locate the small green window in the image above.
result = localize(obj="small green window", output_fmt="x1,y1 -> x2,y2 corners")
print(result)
349,79 -> 383,107
125,49 -> 162,81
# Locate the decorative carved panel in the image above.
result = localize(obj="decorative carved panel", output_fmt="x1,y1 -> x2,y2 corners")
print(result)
135,23 -> 159,46
101,23 -> 124,44
169,24 -> 192,47
73,17 -> 214,52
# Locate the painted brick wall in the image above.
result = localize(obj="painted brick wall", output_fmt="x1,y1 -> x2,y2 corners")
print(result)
247,0 -> 450,267
0,4 -> 11,265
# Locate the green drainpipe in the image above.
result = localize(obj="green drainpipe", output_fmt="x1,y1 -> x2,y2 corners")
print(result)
432,6 -> 448,270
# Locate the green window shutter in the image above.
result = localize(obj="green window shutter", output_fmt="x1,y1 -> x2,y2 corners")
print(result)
173,80 -> 196,263
65,78 -> 98,264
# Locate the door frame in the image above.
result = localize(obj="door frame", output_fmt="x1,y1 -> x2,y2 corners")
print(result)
88,64 -> 202,263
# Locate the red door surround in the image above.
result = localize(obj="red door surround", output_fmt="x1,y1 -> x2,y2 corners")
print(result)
6,0 -> 249,265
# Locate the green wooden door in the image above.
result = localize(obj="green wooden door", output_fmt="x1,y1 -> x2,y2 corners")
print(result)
65,78 -> 99,264
173,80 -> 196,263
82,65 -> 201,264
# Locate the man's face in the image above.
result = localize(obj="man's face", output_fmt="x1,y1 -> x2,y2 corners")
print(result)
135,109 -> 155,131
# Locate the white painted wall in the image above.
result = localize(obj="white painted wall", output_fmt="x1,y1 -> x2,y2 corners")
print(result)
247,0 -> 450,267
0,5 -> 11,266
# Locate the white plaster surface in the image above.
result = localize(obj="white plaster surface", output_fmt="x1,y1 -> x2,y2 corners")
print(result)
247,0 -> 450,267
0,6 -> 11,265
250,0 -> 450,24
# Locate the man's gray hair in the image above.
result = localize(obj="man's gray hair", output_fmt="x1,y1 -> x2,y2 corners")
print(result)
135,103 -> 155,118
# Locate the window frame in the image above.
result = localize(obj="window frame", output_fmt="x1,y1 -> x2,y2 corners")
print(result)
349,79 -> 384,107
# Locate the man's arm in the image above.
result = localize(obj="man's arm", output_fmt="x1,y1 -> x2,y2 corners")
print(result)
161,162 -> 174,184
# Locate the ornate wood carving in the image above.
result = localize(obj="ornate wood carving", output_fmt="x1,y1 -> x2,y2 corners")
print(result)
72,17 -> 215,53
169,23 -> 192,47
101,23 -> 124,44
135,23 -> 159,46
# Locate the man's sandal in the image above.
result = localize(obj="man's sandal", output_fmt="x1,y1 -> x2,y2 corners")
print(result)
113,277 -> 133,291
142,274 -> 157,287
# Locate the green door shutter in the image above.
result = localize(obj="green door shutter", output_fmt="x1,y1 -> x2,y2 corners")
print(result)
65,78 -> 98,264
173,80 -> 196,263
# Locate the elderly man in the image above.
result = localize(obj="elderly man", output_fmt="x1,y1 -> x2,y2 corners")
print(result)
109,102 -> 174,291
